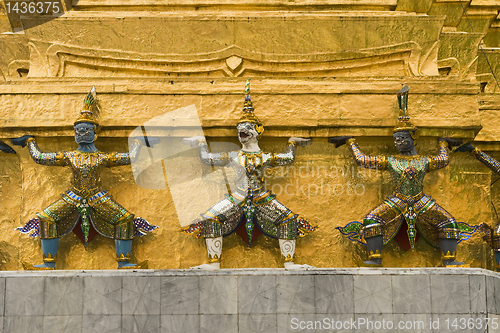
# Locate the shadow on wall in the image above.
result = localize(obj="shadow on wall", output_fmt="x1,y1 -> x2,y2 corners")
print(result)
0,151 -> 21,270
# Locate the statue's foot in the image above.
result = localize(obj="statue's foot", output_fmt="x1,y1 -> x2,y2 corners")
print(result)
284,262 -> 315,270
118,260 -> 148,269
189,263 -> 220,270
359,260 -> 382,267
442,260 -> 470,268
22,262 -> 55,270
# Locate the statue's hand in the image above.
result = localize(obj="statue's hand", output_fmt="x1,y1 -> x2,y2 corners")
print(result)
11,135 -> 34,148
456,142 -> 475,152
136,136 -> 160,147
328,136 -> 352,148
182,136 -> 206,147
0,141 -> 15,154
439,137 -> 463,148
148,137 -> 160,147
289,137 -> 312,147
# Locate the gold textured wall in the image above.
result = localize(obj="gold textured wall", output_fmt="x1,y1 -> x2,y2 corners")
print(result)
0,0 -> 500,270
0,134 -> 495,270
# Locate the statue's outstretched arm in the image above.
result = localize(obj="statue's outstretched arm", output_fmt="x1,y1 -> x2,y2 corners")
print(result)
269,137 -> 312,167
182,136 -> 231,167
345,138 -> 387,170
199,141 -> 231,166
22,137 -> 66,166
428,140 -> 451,170
108,138 -> 143,166
428,138 -> 463,170
270,140 -> 298,167
457,142 -> 500,174
474,149 -> 500,174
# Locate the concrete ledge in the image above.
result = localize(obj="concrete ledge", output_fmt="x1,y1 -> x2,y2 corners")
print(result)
0,268 -> 499,332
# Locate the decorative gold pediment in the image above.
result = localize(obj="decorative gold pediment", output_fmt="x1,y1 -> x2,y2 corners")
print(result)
22,13 -> 446,78
0,34 -> 29,80
37,42 -> 430,78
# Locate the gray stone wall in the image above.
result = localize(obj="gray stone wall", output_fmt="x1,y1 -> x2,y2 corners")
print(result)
0,268 -> 499,332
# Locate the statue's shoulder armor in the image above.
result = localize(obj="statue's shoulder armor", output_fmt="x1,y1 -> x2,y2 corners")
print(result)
66,150 -> 109,161
387,155 -> 428,168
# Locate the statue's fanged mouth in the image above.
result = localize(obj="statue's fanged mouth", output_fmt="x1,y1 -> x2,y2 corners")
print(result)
239,132 -> 250,139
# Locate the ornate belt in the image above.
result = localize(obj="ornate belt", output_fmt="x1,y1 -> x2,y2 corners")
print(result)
64,189 -> 108,205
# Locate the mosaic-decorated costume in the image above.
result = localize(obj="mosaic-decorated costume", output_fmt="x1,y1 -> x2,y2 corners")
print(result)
14,87 -> 157,270
457,142 -> 500,270
189,143 -> 310,241
345,139 -> 462,247
183,80 -> 315,269
334,86 -> 477,267
25,139 -> 143,241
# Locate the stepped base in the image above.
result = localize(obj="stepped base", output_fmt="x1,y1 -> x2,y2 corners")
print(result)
0,268 -> 499,332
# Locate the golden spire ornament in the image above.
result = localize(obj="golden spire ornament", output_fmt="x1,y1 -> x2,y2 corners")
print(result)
74,86 -> 99,127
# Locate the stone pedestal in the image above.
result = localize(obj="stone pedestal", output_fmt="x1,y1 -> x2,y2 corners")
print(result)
1,268 -> 500,332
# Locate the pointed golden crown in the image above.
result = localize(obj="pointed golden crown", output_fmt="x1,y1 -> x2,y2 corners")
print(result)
238,79 -> 264,137
74,86 -> 99,126
393,85 -> 418,139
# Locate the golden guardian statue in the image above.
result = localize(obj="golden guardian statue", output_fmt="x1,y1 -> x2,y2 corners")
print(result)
13,87 -> 157,270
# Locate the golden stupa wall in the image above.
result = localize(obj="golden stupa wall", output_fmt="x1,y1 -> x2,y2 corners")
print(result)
0,0 -> 499,270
